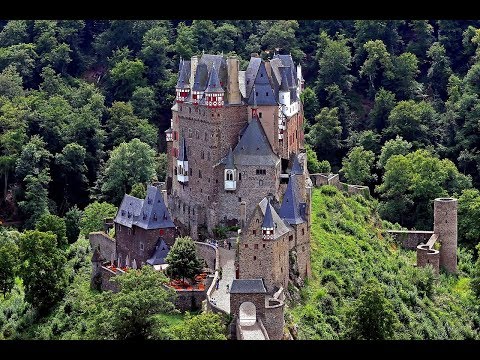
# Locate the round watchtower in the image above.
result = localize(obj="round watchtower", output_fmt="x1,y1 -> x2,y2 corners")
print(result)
433,198 -> 457,273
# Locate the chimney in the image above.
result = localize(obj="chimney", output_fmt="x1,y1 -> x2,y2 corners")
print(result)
190,55 -> 199,88
161,189 -> 168,205
227,56 -> 241,104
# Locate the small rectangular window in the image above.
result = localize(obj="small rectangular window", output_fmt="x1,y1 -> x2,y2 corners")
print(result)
259,180 -> 263,186
238,197 -> 242,202
263,244 -> 266,248
253,230 -> 257,235
254,244 -> 258,249
259,112 -> 262,118
140,242 -> 144,251
245,244 -> 248,248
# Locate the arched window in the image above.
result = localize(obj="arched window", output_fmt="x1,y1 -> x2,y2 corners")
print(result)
226,170 -> 234,181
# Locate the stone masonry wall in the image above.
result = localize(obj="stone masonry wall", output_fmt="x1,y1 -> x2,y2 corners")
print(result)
174,289 -> 206,312
194,241 -> 217,270
293,222 -> 311,279
387,230 -> 435,250
217,163 -> 281,227
238,207 -> 290,293
172,104 -> 247,210
99,266 -> 123,292
416,245 -> 440,275
115,224 -> 175,267
230,292 -> 266,320
89,232 -> 116,262
170,103 -> 248,236
264,299 -> 285,340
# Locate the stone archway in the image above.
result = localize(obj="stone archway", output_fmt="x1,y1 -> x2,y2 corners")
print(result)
239,302 -> 256,326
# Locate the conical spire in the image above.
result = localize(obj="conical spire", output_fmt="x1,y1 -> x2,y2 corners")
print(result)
290,154 -> 303,175
205,64 -> 224,93
279,175 -> 304,225
176,59 -> 190,89
225,147 -> 235,169
262,199 -> 274,229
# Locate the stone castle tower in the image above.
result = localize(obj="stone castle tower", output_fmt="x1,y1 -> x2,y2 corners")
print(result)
165,52 -> 311,296
434,197 -> 457,273
415,197 -> 458,274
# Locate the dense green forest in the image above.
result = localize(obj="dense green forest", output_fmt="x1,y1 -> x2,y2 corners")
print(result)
2,20 -> 480,339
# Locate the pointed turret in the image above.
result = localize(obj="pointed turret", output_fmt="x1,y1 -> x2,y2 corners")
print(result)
175,59 -> 191,102
262,200 -> 275,240
279,175 -> 304,225
205,64 -> 224,108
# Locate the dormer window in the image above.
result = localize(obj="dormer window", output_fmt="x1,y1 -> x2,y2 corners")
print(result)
153,212 -> 157,221
127,211 -> 132,218
143,212 -> 147,220
147,197 -> 152,204
163,212 -> 168,220
121,210 -> 126,216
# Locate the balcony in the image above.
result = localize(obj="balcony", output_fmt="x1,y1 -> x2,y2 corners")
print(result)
224,180 -> 236,191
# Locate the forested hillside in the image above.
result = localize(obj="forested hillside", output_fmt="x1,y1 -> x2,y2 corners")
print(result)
289,186 -> 480,339
2,20 -> 480,340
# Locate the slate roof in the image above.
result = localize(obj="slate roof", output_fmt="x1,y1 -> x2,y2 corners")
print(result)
247,61 -> 276,106
146,239 -> 170,265
176,60 -> 191,89
232,117 -> 279,166
178,135 -> 188,161
258,197 -> 291,239
279,66 -> 290,92
192,62 -> 209,92
290,154 -> 303,175
205,64 -> 224,93
225,147 -> 235,169
245,57 -> 262,99
279,175 -> 305,225
114,185 -> 175,230
269,58 -> 283,86
134,185 -> 175,229
273,54 -> 297,87
262,200 -> 275,229
114,194 -> 143,228
230,279 -> 267,294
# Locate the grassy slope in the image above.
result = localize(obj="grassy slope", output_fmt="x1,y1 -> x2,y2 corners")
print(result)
289,185 -> 480,339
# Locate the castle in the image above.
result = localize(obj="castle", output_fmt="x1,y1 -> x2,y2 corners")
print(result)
90,52 -> 312,340
89,52 -> 460,340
